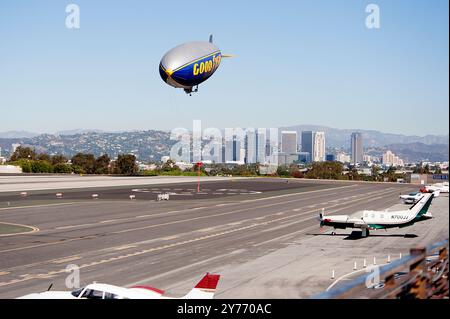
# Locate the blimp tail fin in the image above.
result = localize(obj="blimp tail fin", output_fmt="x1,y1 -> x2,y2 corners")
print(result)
209,34 -> 213,43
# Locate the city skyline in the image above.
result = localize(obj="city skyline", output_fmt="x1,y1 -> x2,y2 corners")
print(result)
0,1 -> 448,136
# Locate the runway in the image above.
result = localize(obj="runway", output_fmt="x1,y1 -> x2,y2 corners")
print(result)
0,177 -> 428,298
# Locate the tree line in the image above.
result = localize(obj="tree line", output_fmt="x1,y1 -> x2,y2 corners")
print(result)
8,147 -> 138,175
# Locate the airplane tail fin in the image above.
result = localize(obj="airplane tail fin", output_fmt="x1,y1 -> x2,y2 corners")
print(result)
183,273 -> 220,299
209,34 -> 213,43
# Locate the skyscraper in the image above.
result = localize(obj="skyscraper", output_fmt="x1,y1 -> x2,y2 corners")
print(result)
281,131 -> 298,154
313,131 -> 325,162
245,129 -> 257,164
256,128 -> 266,164
301,131 -> 313,161
301,131 -> 325,162
351,132 -> 363,164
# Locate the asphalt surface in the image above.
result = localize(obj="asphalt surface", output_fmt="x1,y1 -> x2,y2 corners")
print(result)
0,177 -> 431,298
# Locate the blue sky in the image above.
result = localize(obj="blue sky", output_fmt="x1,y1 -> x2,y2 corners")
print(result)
0,0 -> 448,136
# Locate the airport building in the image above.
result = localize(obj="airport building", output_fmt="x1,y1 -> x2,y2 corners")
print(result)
351,132 -> 363,164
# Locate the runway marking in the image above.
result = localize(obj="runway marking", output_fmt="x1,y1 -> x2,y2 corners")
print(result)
52,256 -> 81,264
112,245 -> 137,251
239,185 -> 357,204
0,222 -> 39,237
0,189 -> 403,287
100,219 -> 118,223
0,202 -> 79,213
161,235 -> 179,240
55,224 -> 92,230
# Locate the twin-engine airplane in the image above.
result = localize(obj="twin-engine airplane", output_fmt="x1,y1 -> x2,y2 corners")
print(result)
18,273 -> 220,299
318,193 -> 435,238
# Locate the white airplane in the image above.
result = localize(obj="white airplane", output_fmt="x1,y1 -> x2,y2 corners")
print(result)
18,273 -> 220,299
421,182 -> 449,194
399,192 -> 424,204
318,193 -> 435,237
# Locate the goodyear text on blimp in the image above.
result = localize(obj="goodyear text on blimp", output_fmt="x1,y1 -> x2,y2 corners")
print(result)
193,54 -> 221,76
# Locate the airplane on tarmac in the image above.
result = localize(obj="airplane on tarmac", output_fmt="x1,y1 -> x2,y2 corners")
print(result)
18,273 -> 220,299
318,193 -> 435,238
400,190 -> 440,204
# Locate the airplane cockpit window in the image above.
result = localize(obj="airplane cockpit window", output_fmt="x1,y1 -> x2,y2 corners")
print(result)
71,288 -> 85,298
104,292 -> 120,299
81,289 -> 104,299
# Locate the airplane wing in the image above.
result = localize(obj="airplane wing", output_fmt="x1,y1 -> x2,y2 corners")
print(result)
319,211 -> 367,230
182,273 -> 221,299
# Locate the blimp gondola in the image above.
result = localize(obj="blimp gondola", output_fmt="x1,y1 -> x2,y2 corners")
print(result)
159,35 -> 231,95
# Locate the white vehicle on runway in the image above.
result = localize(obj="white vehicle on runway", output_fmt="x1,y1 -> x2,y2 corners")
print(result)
318,193 -> 435,238
399,192 -> 424,204
18,273 -> 220,299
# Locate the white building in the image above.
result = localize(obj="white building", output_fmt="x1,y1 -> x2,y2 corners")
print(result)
312,131 -> 325,162
336,152 -> 351,163
350,132 -> 363,164
382,150 -> 404,167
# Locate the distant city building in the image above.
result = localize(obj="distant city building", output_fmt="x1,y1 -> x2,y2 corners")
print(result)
245,129 -> 267,164
351,132 -> 363,164
226,135 -> 245,164
336,152 -> 351,163
382,150 -> 404,167
281,131 -> 298,154
298,152 -> 311,163
313,131 -> 325,162
326,154 -> 335,162
301,131 -> 325,162
363,154 -> 372,163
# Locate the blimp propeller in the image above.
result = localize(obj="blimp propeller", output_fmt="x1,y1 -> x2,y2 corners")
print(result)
159,35 -> 233,95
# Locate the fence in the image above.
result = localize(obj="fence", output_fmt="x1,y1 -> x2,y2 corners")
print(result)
314,239 -> 449,299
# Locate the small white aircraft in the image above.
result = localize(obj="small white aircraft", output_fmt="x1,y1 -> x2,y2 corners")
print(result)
18,273 -> 220,299
399,192 -> 424,204
318,193 -> 435,238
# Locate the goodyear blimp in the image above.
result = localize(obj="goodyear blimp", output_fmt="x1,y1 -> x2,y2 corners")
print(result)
159,35 -> 232,95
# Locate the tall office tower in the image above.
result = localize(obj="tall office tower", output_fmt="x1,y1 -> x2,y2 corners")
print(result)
281,131 -> 298,154
245,129 -> 257,164
351,132 -> 363,164
301,131 -> 313,162
225,136 -> 241,163
313,131 -> 325,162
256,128 -> 266,164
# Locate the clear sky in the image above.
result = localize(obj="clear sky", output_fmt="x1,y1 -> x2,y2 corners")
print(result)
0,0 -> 448,136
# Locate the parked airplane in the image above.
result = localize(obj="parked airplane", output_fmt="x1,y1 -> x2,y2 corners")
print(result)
399,192 -> 424,204
318,193 -> 435,237
18,273 -> 220,299
400,190 -> 439,204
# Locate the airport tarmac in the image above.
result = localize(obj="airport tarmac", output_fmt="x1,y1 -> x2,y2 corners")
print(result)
0,176 -> 445,299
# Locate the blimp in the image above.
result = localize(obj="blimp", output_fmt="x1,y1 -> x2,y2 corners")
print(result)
159,35 -> 232,95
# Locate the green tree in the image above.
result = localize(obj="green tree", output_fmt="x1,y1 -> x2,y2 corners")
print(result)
10,146 -> 36,162
36,153 -> 51,162
53,163 -> 72,174
95,154 -> 111,174
31,160 -> 53,173
71,153 -> 96,174
116,154 -> 138,175
51,155 -> 68,165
